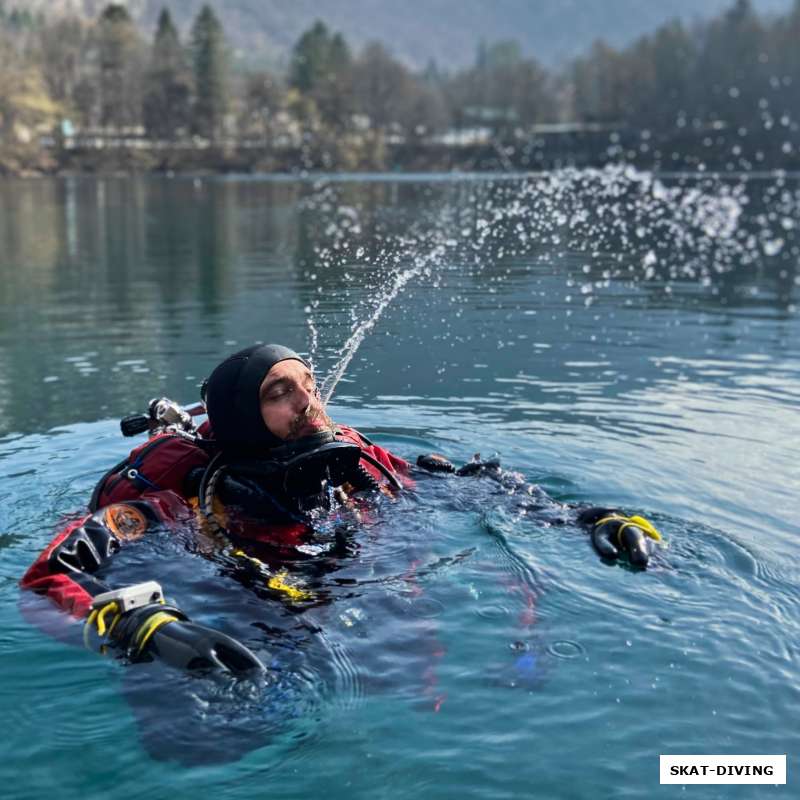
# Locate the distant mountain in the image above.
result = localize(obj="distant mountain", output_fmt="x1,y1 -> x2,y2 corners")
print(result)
10,0 -> 795,69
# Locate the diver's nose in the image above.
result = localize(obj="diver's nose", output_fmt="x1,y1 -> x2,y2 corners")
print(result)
293,383 -> 312,413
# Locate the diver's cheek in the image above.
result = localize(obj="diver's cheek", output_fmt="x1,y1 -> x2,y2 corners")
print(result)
261,405 -> 291,441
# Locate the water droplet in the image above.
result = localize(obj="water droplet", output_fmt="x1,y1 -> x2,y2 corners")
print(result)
762,238 -> 784,256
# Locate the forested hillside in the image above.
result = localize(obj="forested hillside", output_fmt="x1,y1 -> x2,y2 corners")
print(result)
1,0 -> 798,174
5,0 -> 792,67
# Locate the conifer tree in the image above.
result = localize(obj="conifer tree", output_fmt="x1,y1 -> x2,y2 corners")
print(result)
289,22 -> 354,128
289,21 -> 331,94
144,8 -> 191,139
190,4 -> 229,140
769,0 -> 800,120
695,0 -> 765,126
97,3 -> 143,130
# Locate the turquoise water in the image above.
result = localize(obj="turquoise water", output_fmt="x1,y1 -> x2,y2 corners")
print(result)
0,174 -> 798,798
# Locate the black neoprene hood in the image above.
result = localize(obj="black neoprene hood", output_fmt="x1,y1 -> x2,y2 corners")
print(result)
204,344 -> 310,449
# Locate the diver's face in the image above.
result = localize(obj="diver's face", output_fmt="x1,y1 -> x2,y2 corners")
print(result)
259,360 -> 333,441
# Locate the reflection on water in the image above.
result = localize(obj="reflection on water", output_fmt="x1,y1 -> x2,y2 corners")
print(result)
0,171 -> 797,544
0,173 -> 798,799
0,173 -> 796,432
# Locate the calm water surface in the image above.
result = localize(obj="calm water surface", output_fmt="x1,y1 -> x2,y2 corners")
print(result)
0,174 -> 798,799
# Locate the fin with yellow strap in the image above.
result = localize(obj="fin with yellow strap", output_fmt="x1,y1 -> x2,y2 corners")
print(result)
82,583 -> 266,675
591,511 -> 662,568
131,610 -> 181,656
594,514 -> 662,543
84,581 -> 169,652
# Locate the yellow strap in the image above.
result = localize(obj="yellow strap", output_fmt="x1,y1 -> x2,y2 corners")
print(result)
107,610 -> 124,636
267,570 -> 313,602
626,515 -> 662,541
595,514 -> 663,543
85,597 -> 172,658
232,548 -> 314,602
594,514 -> 627,529
91,600 -> 120,637
134,611 -> 180,656
85,600 -> 122,651
83,609 -> 99,650
232,548 -> 263,568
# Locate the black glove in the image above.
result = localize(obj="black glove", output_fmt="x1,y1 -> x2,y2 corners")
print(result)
455,453 -> 501,477
416,453 -> 456,473
49,517 -> 120,574
578,508 -> 662,568
49,502 -> 156,574
111,602 -> 265,676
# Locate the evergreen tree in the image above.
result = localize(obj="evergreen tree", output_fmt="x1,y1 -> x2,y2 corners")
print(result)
97,3 -> 143,130
770,0 -> 800,120
289,21 -> 354,129
695,0 -> 765,126
649,21 -> 696,127
190,4 -> 229,140
317,31 -> 353,128
289,20 -> 331,94
143,8 -> 191,139
328,32 -> 351,74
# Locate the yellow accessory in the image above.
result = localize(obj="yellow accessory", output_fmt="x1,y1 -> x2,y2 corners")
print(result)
232,548 -> 263,568
84,599 -> 123,651
132,610 -> 180,656
595,514 -> 662,544
231,548 -> 313,602
84,594 -> 172,656
86,600 -> 121,637
267,570 -> 313,602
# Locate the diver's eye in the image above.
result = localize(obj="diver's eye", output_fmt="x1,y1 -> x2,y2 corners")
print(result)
264,386 -> 290,402
263,379 -> 317,403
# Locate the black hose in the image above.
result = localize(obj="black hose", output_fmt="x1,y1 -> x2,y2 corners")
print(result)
358,450 -> 403,491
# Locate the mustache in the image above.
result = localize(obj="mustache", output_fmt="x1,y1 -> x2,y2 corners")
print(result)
287,403 -> 333,439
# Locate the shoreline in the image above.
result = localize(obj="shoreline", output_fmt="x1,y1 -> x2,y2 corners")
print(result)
4,164 -> 800,180
4,128 -> 799,179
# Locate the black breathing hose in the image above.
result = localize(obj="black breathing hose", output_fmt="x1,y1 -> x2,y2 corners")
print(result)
358,450 -> 403,491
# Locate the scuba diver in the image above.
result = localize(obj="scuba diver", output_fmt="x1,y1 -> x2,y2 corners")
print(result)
21,343 -> 662,681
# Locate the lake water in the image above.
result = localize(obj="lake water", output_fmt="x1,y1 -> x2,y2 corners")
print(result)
0,172 -> 798,799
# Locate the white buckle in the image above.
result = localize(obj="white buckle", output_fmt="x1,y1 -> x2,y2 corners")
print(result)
91,581 -> 164,613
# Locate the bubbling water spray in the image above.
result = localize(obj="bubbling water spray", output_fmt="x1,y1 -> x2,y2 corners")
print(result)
301,165 -> 799,398
319,243 -> 447,404
305,314 -> 319,371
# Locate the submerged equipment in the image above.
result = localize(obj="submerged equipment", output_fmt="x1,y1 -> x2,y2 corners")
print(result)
226,431 -> 367,499
85,580 -> 266,675
589,513 -> 662,568
198,428 -> 400,535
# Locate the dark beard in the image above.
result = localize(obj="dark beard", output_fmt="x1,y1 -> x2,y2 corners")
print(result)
286,404 -> 335,441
